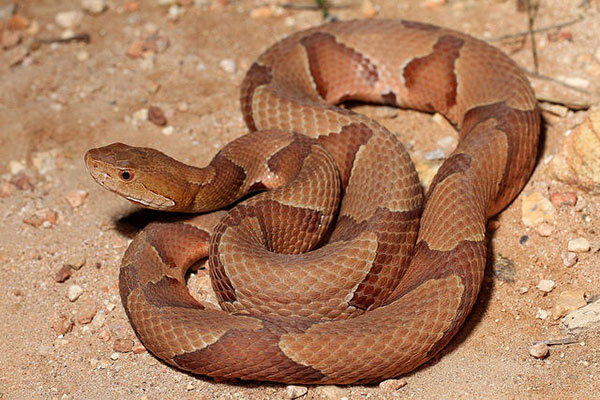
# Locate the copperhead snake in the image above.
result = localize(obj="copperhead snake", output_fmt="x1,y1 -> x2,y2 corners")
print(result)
85,19 -> 540,384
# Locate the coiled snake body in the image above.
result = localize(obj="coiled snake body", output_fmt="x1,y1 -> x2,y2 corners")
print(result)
86,19 -> 539,384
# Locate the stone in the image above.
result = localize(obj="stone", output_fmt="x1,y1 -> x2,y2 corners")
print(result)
67,285 -> 84,302
55,10 -> 84,29
535,222 -> 554,237
552,290 -> 587,319
561,299 -> 600,331
148,106 -> 167,126
379,378 -> 408,392
286,385 -> 308,399
65,190 -> 88,208
521,192 -> 555,227
560,251 -> 578,267
549,191 -> 577,207
529,342 -> 549,359
54,265 -> 72,282
493,254 -> 515,282
113,338 -> 134,353
545,110 -> 600,194
81,0 -> 107,14
567,237 -> 590,252
536,279 -> 555,293
219,58 -> 236,74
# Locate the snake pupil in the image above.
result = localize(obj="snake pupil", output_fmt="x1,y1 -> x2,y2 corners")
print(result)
120,170 -> 132,180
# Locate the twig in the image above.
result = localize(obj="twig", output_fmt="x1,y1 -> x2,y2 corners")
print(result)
487,16 -> 584,41
526,0 -> 539,73
522,67 -> 594,96
34,32 -> 91,45
534,337 -> 580,346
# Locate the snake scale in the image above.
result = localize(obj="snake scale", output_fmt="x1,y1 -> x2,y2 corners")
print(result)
85,19 -> 540,384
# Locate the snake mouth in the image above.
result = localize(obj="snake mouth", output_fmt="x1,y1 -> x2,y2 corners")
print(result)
124,193 -> 176,209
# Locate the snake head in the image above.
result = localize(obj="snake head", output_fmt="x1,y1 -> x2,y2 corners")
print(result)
85,143 -> 194,211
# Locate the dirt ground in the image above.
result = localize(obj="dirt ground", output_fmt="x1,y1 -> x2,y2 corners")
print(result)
1,0 -> 600,399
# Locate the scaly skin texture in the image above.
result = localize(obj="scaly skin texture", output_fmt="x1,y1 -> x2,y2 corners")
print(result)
85,19 -> 539,384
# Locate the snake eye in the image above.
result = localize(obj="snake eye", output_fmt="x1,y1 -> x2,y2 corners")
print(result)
119,170 -> 133,181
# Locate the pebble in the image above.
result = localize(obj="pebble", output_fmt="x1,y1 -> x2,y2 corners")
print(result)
0,181 -> 16,198
132,108 -> 148,121
219,58 -> 236,74
561,298 -> 600,331
560,251 -> 578,267
54,265 -> 73,283
77,304 -> 98,324
361,0 -> 379,17
81,0 -> 107,14
549,191 -> 577,207
535,222 -> 554,237
535,308 -> 550,320
91,310 -> 107,328
65,190 -> 88,208
379,378 -> 408,392
545,110 -> 600,194
9,160 -> 25,175
126,41 -> 144,58
113,338 -> 134,353
23,208 -> 59,228
286,385 -> 308,399
11,172 -> 36,191
148,105 -> 167,126
67,284 -> 84,302
414,159 -> 442,190
98,328 -> 111,342
51,314 -> 74,335
177,101 -> 189,112
55,10 -> 84,29
162,126 -> 174,136
76,50 -> 89,61
424,0 -> 447,7
65,254 -> 86,270
567,237 -> 590,252
424,148 -> 445,160
552,290 -> 586,319
519,286 -> 529,294
8,15 -> 30,30
167,5 -> 180,20
186,383 -> 195,391
132,343 -> 146,354
110,352 -> 120,361
319,385 -> 347,400
536,279 -> 555,293
529,342 -> 549,359
521,192 -> 555,227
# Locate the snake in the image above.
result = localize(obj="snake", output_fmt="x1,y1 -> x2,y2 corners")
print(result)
85,19 -> 540,384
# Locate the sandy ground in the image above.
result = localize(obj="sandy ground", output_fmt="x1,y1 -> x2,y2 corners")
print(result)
1,0 -> 600,399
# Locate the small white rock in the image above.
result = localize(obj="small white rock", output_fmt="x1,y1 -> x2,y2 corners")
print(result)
567,237 -> 590,253
286,385 -> 308,399
67,285 -> 84,302
162,126 -> 174,136
55,10 -> 84,29
424,148 -> 445,160
535,308 -> 550,320
560,251 -> 578,267
536,279 -> 555,293
132,108 -> 148,121
110,352 -> 120,360
219,58 -> 237,74
529,342 -> 549,359
81,0 -> 107,14
9,160 -> 26,175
